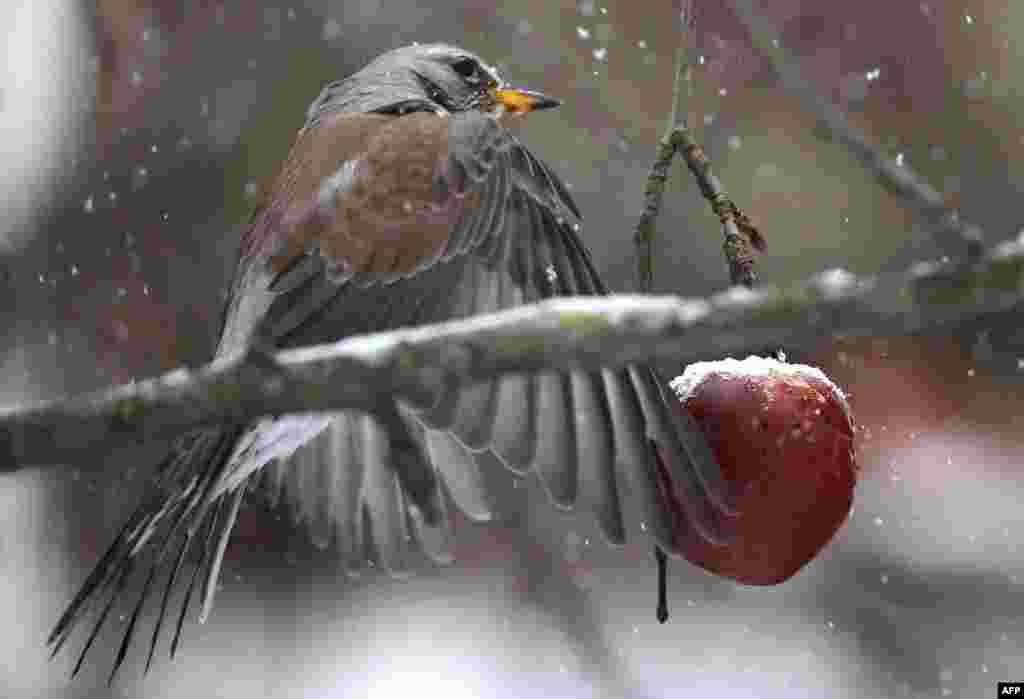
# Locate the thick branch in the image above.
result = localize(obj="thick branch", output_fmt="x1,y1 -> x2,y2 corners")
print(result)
634,136 -> 677,293
3,233 -> 1021,471
729,0 -> 984,262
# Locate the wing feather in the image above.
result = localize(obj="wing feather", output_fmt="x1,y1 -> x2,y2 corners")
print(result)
266,110 -> 732,554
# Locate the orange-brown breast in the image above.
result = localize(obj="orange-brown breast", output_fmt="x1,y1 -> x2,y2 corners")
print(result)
264,111 -> 475,278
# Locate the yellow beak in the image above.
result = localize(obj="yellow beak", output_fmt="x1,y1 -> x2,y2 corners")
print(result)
491,87 -> 561,114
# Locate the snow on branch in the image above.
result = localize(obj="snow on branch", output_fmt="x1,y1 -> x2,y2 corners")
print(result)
2,232 -> 1021,472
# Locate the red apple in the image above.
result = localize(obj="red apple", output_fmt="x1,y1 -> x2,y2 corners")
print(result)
656,355 -> 858,585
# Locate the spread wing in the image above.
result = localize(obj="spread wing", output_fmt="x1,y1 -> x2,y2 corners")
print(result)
229,108 -> 734,563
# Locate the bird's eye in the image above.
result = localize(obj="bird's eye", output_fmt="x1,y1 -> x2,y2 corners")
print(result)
451,57 -> 478,80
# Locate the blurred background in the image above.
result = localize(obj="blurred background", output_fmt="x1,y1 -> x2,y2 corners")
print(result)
3,0 -> 1024,697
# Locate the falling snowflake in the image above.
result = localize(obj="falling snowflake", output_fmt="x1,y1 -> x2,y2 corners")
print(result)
132,167 -> 149,191
322,18 -> 342,41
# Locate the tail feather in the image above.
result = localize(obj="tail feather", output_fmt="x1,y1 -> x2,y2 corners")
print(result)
50,427 -> 246,681
71,564 -> 132,677
138,468 -> 222,673
143,527 -> 191,674
170,505 -> 221,660
111,477 -> 244,681
109,565 -> 158,683
199,485 -> 247,624
48,488 -> 168,656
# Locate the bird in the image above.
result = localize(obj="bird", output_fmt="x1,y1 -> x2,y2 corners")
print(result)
48,43 -> 736,681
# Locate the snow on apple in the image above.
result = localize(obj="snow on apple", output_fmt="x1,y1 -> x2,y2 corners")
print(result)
656,355 -> 858,585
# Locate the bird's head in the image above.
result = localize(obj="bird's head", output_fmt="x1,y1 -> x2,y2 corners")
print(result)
307,43 -> 560,123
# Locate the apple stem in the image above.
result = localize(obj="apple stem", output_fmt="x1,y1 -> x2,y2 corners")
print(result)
655,546 -> 669,623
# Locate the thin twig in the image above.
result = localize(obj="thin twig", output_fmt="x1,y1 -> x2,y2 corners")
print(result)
674,130 -> 766,288
634,137 -> 677,293
2,232 -> 1021,471
634,2 -> 764,294
729,0 -> 984,263
665,0 -> 694,137
634,1 -> 694,294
